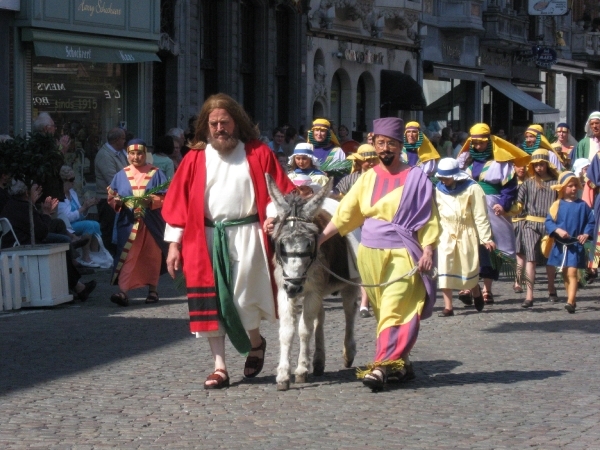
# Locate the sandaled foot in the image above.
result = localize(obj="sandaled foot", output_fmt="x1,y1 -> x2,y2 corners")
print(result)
458,290 -> 473,305
145,291 -> 159,304
244,336 -> 266,378
204,369 -> 229,389
388,364 -> 415,384
483,291 -> 494,305
565,303 -> 576,314
438,308 -> 454,317
471,285 -> 484,312
362,368 -> 386,391
548,293 -> 559,303
513,285 -> 524,294
110,292 -> 129,307
521,299 -> 534,308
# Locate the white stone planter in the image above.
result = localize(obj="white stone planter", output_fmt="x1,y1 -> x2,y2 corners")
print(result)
1,243 -> 72,309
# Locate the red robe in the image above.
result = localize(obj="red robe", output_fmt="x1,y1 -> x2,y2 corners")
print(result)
162,140 -> 295,333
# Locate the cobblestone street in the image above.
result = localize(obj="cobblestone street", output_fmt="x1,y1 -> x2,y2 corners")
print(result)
1,269 -> 599,449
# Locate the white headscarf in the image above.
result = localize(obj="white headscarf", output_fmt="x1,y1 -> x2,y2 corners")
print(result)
584,111 -> 600,137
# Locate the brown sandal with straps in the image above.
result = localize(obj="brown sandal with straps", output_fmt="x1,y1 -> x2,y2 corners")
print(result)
204,369 -> 229,389
244,336 -> 266,378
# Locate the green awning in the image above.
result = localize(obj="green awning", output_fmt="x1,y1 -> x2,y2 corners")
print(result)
22,28 -> 160,64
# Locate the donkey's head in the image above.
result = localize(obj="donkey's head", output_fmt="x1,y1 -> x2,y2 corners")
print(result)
266,175 -> 333,297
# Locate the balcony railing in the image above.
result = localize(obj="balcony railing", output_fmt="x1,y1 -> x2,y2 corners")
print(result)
481,7 -> 529,49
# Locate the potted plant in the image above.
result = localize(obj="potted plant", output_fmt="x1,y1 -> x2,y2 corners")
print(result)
0,133 -> 72,308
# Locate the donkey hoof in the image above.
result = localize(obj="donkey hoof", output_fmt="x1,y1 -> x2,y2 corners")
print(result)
277,381 -> 290,391
295,373 -> 307,384
313,366 -> 324,377
343,358 -> 354,368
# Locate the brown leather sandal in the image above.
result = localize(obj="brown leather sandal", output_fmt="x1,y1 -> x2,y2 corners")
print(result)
110,292 -> 129,307
145,291 -> 159,304
204,369 -> 229,389
244,336 -> 266,378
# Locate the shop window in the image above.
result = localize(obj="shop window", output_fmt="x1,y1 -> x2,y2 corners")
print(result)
356,76 -> 366,133
32,60 -> 124,160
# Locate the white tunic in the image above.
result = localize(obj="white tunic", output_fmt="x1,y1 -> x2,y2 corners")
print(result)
165,142 -> 276,337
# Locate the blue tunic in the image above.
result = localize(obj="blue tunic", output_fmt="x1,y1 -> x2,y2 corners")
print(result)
545,199 -> 595,269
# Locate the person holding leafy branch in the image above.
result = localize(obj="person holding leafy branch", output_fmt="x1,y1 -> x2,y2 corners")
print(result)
107,139 -> 169,307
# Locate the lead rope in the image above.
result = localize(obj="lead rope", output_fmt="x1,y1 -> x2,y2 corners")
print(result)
315,258 -> 437,288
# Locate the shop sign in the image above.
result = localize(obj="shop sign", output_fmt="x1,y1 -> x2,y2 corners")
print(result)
75,0 -> 125,26
528,0 -> 568,16
534,47 -> 557,68
343,49 -> 384,64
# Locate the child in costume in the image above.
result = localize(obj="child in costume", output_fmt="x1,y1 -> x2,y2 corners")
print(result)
457,123 -> 530,305
435,158 -> 495,316
512,164 -> 529,293
287,143 -> 329,187
521,124 -> 566,170
514,149 -> 559,308
545,172 -> 595,313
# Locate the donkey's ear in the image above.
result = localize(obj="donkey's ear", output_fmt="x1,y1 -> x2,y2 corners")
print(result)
265,173 -> 288,217
304,177 -> 334,218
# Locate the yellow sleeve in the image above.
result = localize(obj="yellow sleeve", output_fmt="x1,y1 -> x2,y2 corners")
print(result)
417,198 -> 441,248
331,178 -> 366,236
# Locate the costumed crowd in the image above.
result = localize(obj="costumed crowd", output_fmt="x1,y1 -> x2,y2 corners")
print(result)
14,99 -> 600,394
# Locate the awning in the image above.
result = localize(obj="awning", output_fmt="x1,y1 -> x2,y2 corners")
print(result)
380,70 -> 427,111
432,63 -> 484,82
484,77 -> 560,123
22,28 -> 160,64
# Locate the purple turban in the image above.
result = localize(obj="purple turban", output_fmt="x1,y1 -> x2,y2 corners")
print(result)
373,117 -> 405,143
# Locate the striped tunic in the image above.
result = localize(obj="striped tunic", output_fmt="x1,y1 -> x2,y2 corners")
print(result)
515,177 -> 557,261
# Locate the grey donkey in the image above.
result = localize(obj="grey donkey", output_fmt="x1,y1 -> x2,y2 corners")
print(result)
266,174 -> 359,391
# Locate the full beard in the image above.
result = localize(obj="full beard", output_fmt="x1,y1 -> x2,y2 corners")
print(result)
209,130 -> 239,153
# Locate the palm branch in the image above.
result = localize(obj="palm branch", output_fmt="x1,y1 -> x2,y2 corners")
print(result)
119,180 -> 171,211
320,159 -> 352,179
174,273 -> 187,295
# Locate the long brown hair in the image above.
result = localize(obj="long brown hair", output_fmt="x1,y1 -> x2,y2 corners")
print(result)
190,93 -> 260,149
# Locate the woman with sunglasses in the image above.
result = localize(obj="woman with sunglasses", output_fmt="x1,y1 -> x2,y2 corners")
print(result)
58,165 -> 100,267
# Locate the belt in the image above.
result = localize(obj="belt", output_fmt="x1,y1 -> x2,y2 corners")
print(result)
525,215 -> 546,223
205,213 -> 259,355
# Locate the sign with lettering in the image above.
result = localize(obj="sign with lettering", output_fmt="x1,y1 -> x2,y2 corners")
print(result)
528,0 -> 568,16
534,46 -> 557,68
75,0 -> 125,27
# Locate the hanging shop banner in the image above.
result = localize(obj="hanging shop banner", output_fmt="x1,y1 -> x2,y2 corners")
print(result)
528,0 -> 568,16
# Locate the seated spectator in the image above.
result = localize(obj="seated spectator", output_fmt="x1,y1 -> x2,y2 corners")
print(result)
151,136 -> 175,179
1,180 -> 96,300
58,165 -> 101,267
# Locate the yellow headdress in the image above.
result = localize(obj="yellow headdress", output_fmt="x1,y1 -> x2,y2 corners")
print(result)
460,123 -> 530,167
525,124 -> 553,151
403,121 -> 440,163
347,144 -> 378,173
526,149 -> 559,179
311,118 -> 341,147
548,171 -> 582,220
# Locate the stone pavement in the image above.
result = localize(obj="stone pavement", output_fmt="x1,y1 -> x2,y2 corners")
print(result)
1,268 -> 600,449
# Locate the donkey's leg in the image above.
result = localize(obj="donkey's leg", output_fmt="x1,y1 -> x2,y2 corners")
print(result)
341,285 -> 359,368
295,293 -> 319,383
276,292 -> 297,391
312,302 -> 326,376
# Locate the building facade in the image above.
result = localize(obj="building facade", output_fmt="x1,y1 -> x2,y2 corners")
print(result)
153,0 -> 308,141
305,0 -> 425,141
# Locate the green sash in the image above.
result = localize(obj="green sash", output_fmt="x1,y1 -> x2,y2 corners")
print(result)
204,213 -> 259,355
